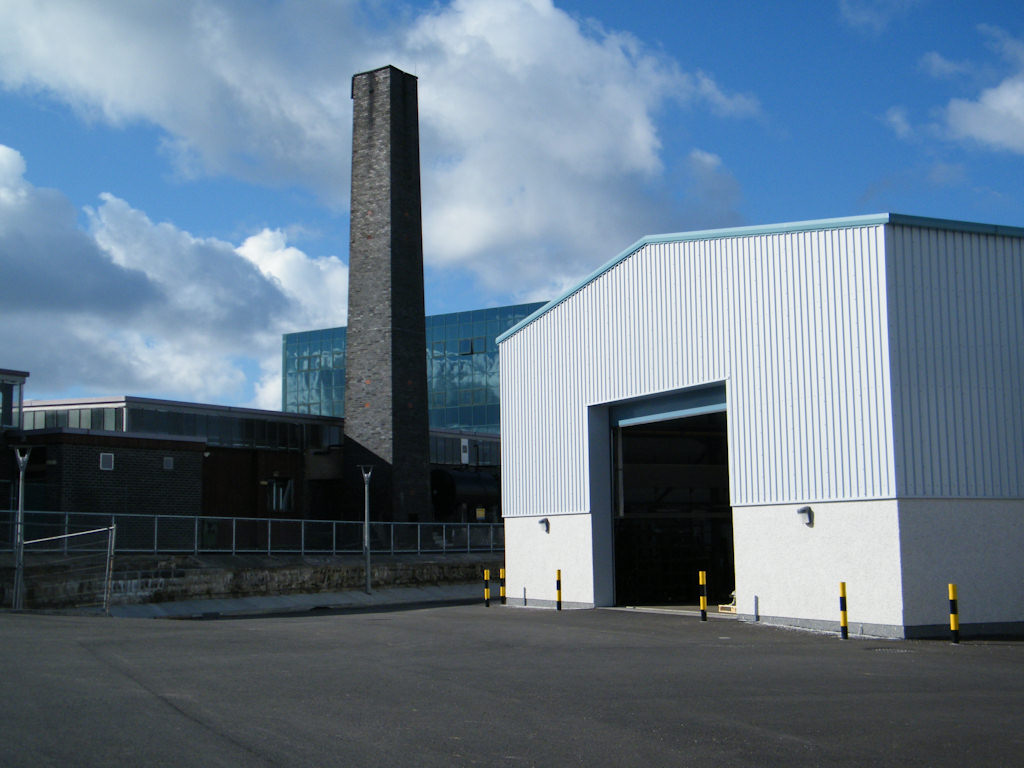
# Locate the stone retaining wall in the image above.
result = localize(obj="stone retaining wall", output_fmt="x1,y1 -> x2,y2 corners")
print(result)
2,554 -> 503,609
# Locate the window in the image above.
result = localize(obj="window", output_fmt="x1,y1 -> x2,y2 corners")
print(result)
267,478 -> 293,513
0,382 -> 12,428
99,453 -> 114,471
163,457 -> 174,471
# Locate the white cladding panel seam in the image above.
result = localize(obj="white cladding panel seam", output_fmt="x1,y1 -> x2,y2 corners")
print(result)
726,226 -> 893,503
888,226 -> 1023,498
500,224 -> 896,517
501,311 -> 589,515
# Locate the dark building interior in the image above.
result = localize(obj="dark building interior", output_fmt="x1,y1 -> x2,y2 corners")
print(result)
612,412 -> 734,606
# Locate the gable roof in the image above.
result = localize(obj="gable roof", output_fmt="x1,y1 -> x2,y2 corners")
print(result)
497,213 -> 1024,344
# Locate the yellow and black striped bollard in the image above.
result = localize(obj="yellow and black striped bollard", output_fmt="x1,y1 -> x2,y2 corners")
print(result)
483,568 -> 491,607
839,581 -> 849,639
699,570 -> 708,621
556,569 -> 562,611
500,568 -> 506,605
948,583 -> 959,644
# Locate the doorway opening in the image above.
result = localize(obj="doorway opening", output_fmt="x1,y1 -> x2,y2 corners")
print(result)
612,411 -> 733,606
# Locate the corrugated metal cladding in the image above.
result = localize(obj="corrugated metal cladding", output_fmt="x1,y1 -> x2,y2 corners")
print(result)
501,224 -> 897,516
887,225 -> 1024,498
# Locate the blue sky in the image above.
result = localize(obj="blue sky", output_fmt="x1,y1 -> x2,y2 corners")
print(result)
1,0 -> 1021,408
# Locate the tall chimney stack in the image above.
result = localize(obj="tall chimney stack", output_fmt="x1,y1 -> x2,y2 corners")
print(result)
344,65 -> 430,522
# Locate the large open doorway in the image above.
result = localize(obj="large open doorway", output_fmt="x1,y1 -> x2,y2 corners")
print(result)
612,410 -> 733,606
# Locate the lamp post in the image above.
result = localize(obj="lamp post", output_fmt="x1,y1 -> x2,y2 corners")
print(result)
12,446 -> 31,610
359,465 -> 373,594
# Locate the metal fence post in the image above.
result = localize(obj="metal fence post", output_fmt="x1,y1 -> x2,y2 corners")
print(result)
417,524 -> 421,555
301,521 -> 306,556
153,516 -> 159,554
231,518 -> 236,556
332,521 -> 337,556
63,512 -> 69,556
466,523 -> 471,553
194,516 -> 199,555
267,519 -> 271,556
103,522 -> 117,616
390,524 -> 395,555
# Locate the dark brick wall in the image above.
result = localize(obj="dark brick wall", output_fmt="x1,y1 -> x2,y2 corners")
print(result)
1,432 -> 345,520
201,447 -> 308,519
58,442 -> 202,516
344,65 -> 431,522
5,434 -> 204,516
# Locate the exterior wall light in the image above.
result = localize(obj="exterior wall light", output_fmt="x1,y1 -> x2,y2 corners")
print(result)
797,506 -> 814,527
539,518 -> 550,533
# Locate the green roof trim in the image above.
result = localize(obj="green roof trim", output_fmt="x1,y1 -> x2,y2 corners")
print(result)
496,213 -> 1024,344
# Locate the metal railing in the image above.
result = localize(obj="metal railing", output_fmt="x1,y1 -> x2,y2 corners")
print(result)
0,510 -> 504,557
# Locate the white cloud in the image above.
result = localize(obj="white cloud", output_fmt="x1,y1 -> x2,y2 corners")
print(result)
0,144 -> 347,407
0,146 -> 157,315
940,28 -> 1024,154
979,24 -> 1024,68
88,195 -> 290,336
0,143 -> 28,198
919,51 -> 974,79
0,0 -> 367,206
883,105 -> 913,139
236,229 -> 349,331
946,76 -> 1024,153
0,0 -> 758,308
0,1 -> 762,402
401,0 -> 758,297
692,72 -> 761,118
838,0 -> 918,33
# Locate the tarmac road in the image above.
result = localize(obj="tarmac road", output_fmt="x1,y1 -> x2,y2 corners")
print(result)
1,604 -> 1021,767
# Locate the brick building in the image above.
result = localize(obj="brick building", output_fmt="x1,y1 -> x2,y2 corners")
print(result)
3,392 -> 499,522
6,396 -> 343,520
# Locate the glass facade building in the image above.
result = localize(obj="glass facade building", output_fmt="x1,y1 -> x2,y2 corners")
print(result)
282,301 -> 545,432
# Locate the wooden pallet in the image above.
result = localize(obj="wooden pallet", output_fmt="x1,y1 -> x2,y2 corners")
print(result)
718,592 -> 737,613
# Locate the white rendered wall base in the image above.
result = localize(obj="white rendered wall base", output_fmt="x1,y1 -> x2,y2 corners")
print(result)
734,499 -> 1024,637
898,499 -> 1024,636
733,501 -> 906,638
504,514 -> 596,609
504,498 -> 1024,632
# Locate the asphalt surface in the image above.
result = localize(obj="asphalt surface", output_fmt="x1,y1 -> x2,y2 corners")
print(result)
1,604 -> 1021,767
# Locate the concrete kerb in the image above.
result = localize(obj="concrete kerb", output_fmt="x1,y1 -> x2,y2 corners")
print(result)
604,605 -> 740,620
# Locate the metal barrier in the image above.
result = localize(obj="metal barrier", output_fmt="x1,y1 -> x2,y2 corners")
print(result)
0,510 -> 504,557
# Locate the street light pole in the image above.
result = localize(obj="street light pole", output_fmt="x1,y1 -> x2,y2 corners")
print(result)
12,446 -> 31,611
359,465 -> 373,594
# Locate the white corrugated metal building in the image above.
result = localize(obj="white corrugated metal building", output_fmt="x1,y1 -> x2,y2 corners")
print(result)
497,214 -> 1023,638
